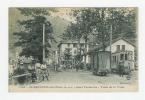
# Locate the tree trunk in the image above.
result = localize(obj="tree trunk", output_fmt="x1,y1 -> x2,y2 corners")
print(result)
101,8 -> 105,51
84,36 -> 87,70
79,38 -> 81,66
77,38 -> 81,67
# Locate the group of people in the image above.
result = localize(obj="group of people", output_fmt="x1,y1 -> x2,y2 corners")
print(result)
9,61 -> 50,85
27,62 -> 49,83
58,62 -> 84,72
118,61 -> 131,78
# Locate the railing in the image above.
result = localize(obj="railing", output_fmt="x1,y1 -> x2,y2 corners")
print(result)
9,73 -> 32,85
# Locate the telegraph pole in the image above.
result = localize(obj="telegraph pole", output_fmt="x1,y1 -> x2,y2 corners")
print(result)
43,24 -> 45,62
92,33 -> 96,69
110,25 -> 112,69
110,25 -> 112,53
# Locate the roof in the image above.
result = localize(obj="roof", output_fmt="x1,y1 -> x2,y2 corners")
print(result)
95,37 -> 136,50
57,40 -> 87,47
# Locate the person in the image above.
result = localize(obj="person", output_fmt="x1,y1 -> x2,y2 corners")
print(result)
41,62 -> 49,81
41,62 -> 47,69
63,64 -> 66,71
118,61 -> 124,77
42,69 -> 49,81
35,62 -> 42,82
54,64 -> 57,71
58,64 -> 63,71
76,63 -> 79,72
69,64 -> 72,69
28,63 -> 33,70
31,70 -> 37,83
27,63 -> 35,82
35,62 -> 41,69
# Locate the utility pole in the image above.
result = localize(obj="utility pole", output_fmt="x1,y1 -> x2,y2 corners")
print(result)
110,25 -> 112,69
110,25 -> 112,53
93,34 -> 94,69
43,24 -> 45,63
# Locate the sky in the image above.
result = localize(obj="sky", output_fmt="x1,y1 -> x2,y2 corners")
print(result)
50,7 -> 137,23
50,8 -> 75,22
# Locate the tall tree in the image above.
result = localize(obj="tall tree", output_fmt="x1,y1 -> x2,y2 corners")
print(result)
13,8 -> 57,63
63,8 -> 137,68
62,22 -> 83,65
71,8 -> 137,48
70,8 -> 102,69
64,48 -> 72,67
106,8 -> 137,41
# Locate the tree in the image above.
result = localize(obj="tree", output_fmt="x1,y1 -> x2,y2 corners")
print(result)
63,22 -> 86,66
62,8 -> 102,69
14,8 -> 57,63
106,8 -> 137,41
63,8 -> 137,69
70,8 -> 102,69
64,48 -> 72,67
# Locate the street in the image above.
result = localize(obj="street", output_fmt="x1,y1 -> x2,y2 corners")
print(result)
29,69 -> 138,86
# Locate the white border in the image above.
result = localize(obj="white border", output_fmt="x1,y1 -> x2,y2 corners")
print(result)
0,0 -> 145,100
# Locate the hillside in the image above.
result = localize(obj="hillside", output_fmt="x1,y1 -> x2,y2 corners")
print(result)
9,8 -> 70,60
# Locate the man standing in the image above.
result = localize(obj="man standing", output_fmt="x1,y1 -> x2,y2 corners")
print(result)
118,61 -> 124,77
35,62 -> 42,82
41,62 -> 49,81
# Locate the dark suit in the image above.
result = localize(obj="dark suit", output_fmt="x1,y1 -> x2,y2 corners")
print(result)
119,65 -> 124,77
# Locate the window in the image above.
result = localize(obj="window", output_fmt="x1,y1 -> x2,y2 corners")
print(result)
73,44 -> 77,48
81,44 -> 84,48
117,45 -> 120,51
120,54 -> 124,60
117,55 -> 119,61
74,50 -> 77,54
125,54 -> 128,60
68,44 -> 70,47
81,50 -> 84,54
113,56 -> 116,61
122,45 -> 125,50
114,56 -> 116,61
112,56 -> 114,61
128,54 -> 132,60
112,56 -> 116,61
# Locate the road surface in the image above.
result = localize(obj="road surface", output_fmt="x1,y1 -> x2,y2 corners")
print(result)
29,69 -> 138,86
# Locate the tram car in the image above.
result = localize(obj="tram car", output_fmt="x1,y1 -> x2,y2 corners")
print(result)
91,51 -> 111,76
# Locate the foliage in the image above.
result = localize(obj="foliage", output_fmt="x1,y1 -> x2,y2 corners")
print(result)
61,22 -> 82,41
106,8 -> 137,40
14,8 -> 57,63
62,8 -> 137,68
64,48 -> 72,61
17,8 -> 58,17
13,67 -> 25,75
63,8 -> 137,49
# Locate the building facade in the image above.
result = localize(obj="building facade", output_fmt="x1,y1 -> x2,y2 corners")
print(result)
93,38 -> 135,70
57,40 -> 89,68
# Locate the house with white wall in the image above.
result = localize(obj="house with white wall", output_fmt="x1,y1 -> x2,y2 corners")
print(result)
93,38 -> 136,70
57,39 -> 89,67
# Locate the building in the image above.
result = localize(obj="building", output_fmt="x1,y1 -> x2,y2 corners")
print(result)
57,40 -> 89,68
90,38 -> 136,70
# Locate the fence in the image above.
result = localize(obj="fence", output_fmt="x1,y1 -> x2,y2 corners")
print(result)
9,73 -> 32,85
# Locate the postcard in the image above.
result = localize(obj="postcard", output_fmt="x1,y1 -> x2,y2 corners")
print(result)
9,7 -> 138,92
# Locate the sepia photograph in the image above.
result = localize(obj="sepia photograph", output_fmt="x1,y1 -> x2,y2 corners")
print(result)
9,7 -> 138,92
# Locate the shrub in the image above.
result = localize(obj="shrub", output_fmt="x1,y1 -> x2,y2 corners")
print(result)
13,67 -> 26,84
